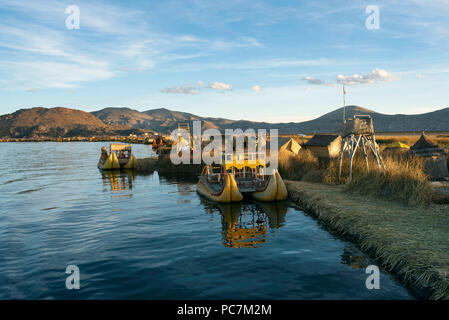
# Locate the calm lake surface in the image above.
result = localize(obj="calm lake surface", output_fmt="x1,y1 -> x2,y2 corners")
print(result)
0,142 -> 413,299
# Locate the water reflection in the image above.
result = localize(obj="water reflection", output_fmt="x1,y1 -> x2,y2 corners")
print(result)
157,172 -> 197,202
176,183 -> 193,196
341,246 -> 372,270
100,169 -> 136,192
256,202 -> 288,228
157,171 -> 198,184
215,201 -> 288,248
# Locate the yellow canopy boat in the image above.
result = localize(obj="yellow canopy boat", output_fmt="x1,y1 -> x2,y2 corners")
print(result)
196,152 -> 287,203
98,144 -> 137,170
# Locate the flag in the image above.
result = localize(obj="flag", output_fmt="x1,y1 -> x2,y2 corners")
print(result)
343,86 -> 346,95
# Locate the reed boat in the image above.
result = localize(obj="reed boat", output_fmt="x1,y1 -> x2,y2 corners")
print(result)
197,153 -> 288,203
152,135 -> 165,150
98,144 -> 137,170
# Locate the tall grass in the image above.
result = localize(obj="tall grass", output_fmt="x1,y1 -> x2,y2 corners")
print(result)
321,155 -> 374,185
278,149 -> 322,182
279,148 -> 433,205
345,156 -> 432,205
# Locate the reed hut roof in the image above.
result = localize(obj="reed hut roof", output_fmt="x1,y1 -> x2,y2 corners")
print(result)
407,133 -> 446,157
304,134 -> 340,147
279,138 -> 301,154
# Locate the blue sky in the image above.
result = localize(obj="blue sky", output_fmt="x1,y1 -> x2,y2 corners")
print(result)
0,0 -> 448,122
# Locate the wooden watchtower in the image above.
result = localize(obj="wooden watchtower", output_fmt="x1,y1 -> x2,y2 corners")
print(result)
338,115 -> 385,182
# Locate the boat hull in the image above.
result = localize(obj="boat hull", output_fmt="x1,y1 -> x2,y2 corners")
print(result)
251,170 -> 287,201
121,155 -> 137,169
97,152 -> 120,170
251,173 -> 277,201
98,153 -> 137,170
197,170 -> 287,203
275,170 -> 288,200
197,174 -> 243,203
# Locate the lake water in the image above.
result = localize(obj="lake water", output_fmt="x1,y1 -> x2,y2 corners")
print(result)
0,142 -> 413,299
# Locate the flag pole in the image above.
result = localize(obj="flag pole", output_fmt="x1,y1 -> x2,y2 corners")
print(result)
342,85 -> 346,123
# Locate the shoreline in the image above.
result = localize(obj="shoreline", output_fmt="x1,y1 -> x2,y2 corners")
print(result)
285,180 -> 449,300
0,138 -> 150,144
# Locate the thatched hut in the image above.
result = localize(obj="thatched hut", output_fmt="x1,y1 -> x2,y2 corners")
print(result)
407,133 -> 446,157
303,134 -> 341,158
278,137 -> 301,155
407,133 -> 449,181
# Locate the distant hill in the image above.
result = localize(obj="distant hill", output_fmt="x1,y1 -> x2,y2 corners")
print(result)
0,107 -> 107,138
0,107 -> 136,138
92,107 -> 155,128
91,105 -> 449,134
92,107 -> 204,131
93,107 -> 231,132
295,105 -> 449,133
1,105 -> 449,138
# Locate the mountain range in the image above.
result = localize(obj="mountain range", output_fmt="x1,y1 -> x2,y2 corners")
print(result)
1,105 -> 449,138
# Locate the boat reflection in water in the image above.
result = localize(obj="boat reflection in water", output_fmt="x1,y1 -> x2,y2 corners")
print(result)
340,245 -> 372,270
215,201 -> 288,248
100,169 -> 137,193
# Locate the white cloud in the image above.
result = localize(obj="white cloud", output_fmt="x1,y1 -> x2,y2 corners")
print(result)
0,0 -> 147,35
136,60 -> 155,71
0,24 -> 108,67
239,37 -> 262,47
161,81 -> 234,95
209,82 -> 232,91
1,61 -> 115,90
0,0 -> 262,91
336,68 -> 400,86
304,76 -> 325,85
0,23 -> 115,89
303,76 -> 335,86
122,40 -> 153,58
160,84 -> 199,95
251,85 -> 261,93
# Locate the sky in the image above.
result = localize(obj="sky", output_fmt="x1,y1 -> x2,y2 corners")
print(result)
0,0 -> 448,122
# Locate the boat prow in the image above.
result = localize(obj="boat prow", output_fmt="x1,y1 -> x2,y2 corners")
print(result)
197,173 -> 243,203
98,150 -> 120,170
121,154 -> 137,169
275,170 -> 288,200
251,170 -> 288,202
